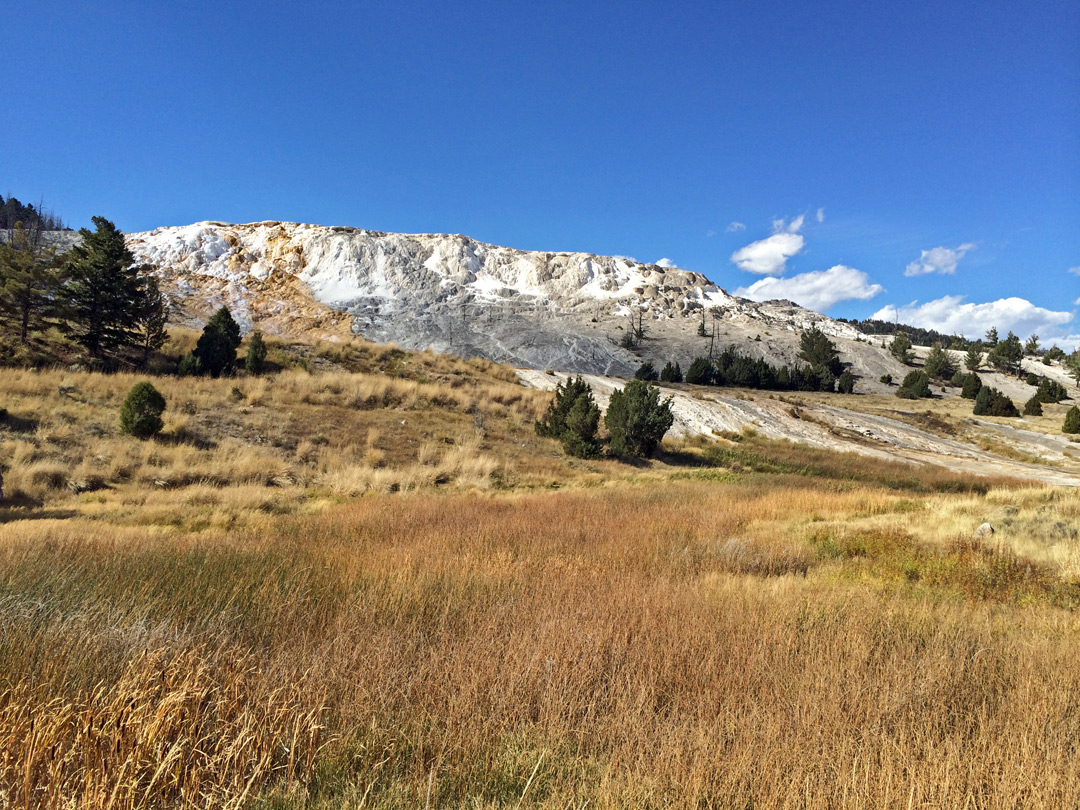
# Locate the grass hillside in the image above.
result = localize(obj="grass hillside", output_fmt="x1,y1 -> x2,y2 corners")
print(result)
2,335 -> 1080,807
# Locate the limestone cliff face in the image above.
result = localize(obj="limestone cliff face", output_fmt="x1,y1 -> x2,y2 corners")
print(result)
126,221 -> 864,376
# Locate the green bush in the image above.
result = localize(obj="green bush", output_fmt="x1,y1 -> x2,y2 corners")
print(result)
897,371 -> 932,399
659,361 -> 682,383
245,330 -> 267,374
961,373 -> 982,400
605,379 -> 674,458
635,361 -> 659,381
837,370 -> 855,394
535,376 -> 601,458
685,357 -> 714,386
1064,406 -> 1080,435
193,306 -> 243,378
119,382 -> 166,439
1023,396 -> 1043,416
974,387 -> 1019,417
536,376 -> 592,438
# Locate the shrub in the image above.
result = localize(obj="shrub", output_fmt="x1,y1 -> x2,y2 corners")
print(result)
1036,377 -> 1068,404
536,376 -> 592,438
605,379 -> 674,457
659,361 -> 682,383
897,371 -> 932,399
1023,396 -> 1043,417
1025,372 -> 1039,386
685,357 -> 714,386
119,382 -> 166,439
245,330 -> 267,374
177,352 -> 202,377
193,306 -> 243,378
837,370 -> 856,394
635,361 -> 659,381
974,387 -> 1019,417
889,333 -> 914,364
1065,406 -> 1080,435
561,390 -> 602,458
923,343 -> 955,380
950,370 -> 966,387
879,374 -> 892,385
961,373 -> 982,400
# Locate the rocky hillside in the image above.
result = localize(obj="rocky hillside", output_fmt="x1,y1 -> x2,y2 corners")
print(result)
124,221 -> 908,381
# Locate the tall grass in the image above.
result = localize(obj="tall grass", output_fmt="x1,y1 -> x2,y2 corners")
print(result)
2,481 -> 1079,807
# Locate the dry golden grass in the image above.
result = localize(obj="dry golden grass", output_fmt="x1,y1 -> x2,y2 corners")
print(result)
2,480 -> 1080,807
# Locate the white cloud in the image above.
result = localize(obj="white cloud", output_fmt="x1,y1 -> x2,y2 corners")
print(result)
816,208 -> 825,223
734,265 -> 883,312
1074,297 -> 1080,306
725,221 -> 746,233
904,243 -> 976,277
655,257 -> 676,268
870,295 -> 1073,341
1069,266 -> 1080,276
730,215 -> 806,277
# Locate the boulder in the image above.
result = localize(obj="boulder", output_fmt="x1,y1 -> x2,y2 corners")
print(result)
973,522 -> 995,539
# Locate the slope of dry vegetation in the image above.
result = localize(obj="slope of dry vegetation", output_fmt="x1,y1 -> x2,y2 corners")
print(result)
2,342 -> 1080,807
3,479 -> 1080,808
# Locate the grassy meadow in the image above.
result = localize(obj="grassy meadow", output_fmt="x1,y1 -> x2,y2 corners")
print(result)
2,341 -> 1080,808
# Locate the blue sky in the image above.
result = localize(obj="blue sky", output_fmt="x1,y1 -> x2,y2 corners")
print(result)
4,1 -> 1078,346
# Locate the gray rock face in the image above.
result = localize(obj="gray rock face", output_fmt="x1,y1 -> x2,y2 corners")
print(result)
973,522 -> 995,538
123,221 -> 903,380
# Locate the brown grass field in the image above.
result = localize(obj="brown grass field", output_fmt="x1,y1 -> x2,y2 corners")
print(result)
2,342 -> 1080,808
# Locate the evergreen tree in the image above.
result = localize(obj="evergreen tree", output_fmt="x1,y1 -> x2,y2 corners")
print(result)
561,389 -> 602,458
897,371 -> 932,399
1023,396 -> 1043,417
536,376 -> 593,438
634,361 -> 659,381
1024,334 -> 1040,356
973,386 -> 992,415
0,221 -> 63,342
961,373 -> 982,400
923,343 -> 955,380
889,332 -> 914,364
245,330 -> 267,374
119,381 -> 166,439
799,326 -> 842,375
965,346 -> 983,372
135,277 -> 168,368
1068,350 -> 1080,390
605,379 -> 674,458
63,217 -> 149,359
975,387 -> 1019,417
659,361 -> 682,383
193,306 -> 243,377
988,331 -> 1023,376
1064,406 -> 1080,435
1035,377 -> 1068,404
837,369 -> 856,394
984,327 -> 999,348
685,357 -> 714,386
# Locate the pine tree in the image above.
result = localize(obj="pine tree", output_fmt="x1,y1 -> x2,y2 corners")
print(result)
685,357 -> 714,386
561,390 -> 601,458
965,346 -> 983,372
135,278 -> 168,368
984,327 -> 999,348
245,330 -> 267,374
837,369 -> 856,394
961,373 -> 982,399
1024,334 -> 1040,356
1064,406 -> 1080,435
63,217 -> 149,360
635,361 -> 659,381
897,370 -> 932,399
536,376 -> 593,438
193,306 -> 243,377
1023,396 -> 1043,416
988,331 -> 1023,376
799,326 -> 842,375
659,361 -> 682,383
0,221 -> 66,343
605,379 -> 674,457
923,343 -> 955,380
889,333 -> 914,364
973,386 -> 992,415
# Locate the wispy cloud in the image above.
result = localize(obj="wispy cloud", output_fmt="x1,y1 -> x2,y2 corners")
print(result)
730,216 -> 805,276
816,208 -> 825,223
871,295 -> 1072,340
904,243 -> 976,277
725,221 -> 746,233
734,265 -> 883,312
654,257 -> 676,268
1069,266 -> 1080,276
